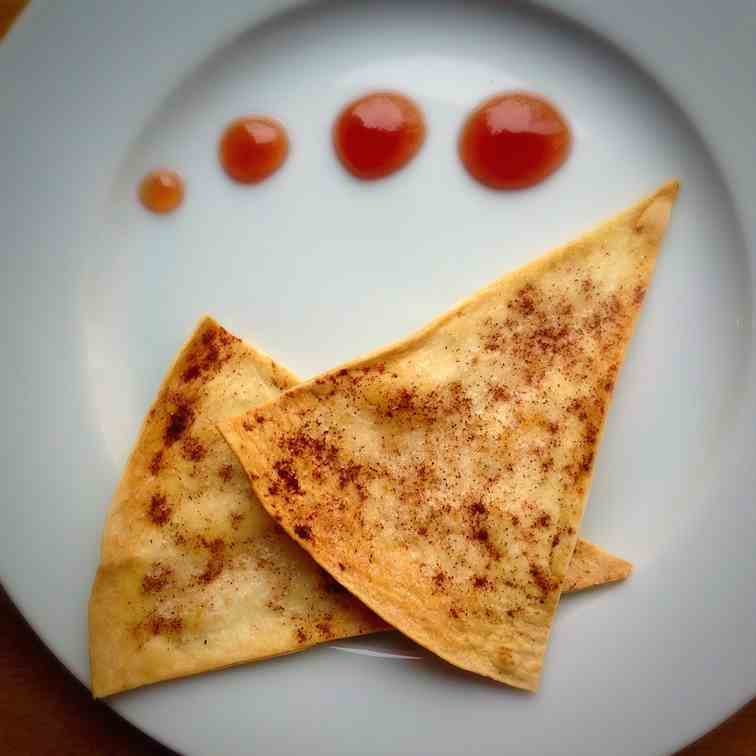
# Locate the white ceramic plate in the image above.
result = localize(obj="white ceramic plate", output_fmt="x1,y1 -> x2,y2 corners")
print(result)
2,1 -> 755,754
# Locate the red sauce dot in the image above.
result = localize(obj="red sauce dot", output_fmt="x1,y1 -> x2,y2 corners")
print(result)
459,92 -> 571,189
219,116 -> 289,184
333,91 -> 426,180
139,170 -> 184,214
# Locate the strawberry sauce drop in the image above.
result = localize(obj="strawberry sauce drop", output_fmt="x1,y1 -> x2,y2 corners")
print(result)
139,170 -> 184,214
333,91 -> 426,180
219,116 -> 289,184
459,92 -> 570,190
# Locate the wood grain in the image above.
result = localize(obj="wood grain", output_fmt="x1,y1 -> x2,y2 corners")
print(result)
0,0 -> 29,41
0,588 -> 172,756
0,586 -> 754,755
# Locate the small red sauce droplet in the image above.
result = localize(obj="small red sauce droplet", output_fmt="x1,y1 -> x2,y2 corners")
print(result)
219,116 -> 289,184
459,92 -> 571,189
139,170 -> 184,214
333,91 -> 426,180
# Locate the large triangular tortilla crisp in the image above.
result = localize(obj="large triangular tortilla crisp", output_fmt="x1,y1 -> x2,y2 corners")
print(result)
89,318 -> 630,696
88,317 -> 384,697
220,182 -> 678,691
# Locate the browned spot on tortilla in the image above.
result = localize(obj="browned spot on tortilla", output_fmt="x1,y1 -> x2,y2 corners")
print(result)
195,538 -> 225,585
274,459 -> 302,494
294,524 -> 312,540
148,450 -> 163,475
181,436 -> 206,462
147,493 -> 172,526
164,399 -> 195,446
529,563 -> 554,594
141,564 -> 173,594
144,613 -> 183,637
180,323 -> 237,384
315,622 -> 334,639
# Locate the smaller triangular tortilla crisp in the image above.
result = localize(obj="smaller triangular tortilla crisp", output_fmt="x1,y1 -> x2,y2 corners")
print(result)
562,539 -> 632,592
221,182 -> 678,691
88,317 -> 384,697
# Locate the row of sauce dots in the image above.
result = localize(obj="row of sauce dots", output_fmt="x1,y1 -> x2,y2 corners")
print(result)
140,90 -> 570,214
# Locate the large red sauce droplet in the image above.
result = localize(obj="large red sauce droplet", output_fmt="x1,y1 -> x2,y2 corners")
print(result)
333,91 -> 426,180
219,116 -> 289,184
139,170 -> 184,214
459,91 -> 571,189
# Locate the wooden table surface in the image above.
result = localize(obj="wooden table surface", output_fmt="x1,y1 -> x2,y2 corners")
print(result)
1,587 -> 754,756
